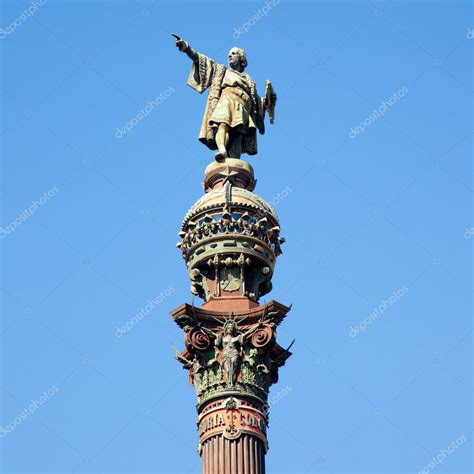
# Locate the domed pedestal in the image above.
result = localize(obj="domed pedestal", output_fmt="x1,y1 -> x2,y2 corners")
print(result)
204,158 -> 256,192
177,159 -> 284,304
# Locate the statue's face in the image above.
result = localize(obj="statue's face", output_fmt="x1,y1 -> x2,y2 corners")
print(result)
228,48 -> 244,69
224,322 -> 237,336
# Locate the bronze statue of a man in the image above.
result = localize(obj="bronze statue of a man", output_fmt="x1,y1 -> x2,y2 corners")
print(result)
173,34 -> 276,161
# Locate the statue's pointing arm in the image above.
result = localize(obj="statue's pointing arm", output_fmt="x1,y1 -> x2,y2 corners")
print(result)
172,34 -> 216,94
173,34 -> 199,62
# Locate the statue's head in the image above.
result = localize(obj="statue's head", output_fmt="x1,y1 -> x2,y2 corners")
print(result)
223,319 -> 238,336
228,47 -> 247,71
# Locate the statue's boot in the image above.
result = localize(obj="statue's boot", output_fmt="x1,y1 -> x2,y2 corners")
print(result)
214,150 -> 228,162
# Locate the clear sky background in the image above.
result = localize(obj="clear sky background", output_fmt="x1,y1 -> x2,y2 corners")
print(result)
1,1 -> 472,473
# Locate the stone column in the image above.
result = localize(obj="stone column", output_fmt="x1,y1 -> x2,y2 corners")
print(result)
170,159 -> 292,474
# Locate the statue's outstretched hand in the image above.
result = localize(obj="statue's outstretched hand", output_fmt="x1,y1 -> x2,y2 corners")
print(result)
172,33 -> 188,52
176,39 -> 187,52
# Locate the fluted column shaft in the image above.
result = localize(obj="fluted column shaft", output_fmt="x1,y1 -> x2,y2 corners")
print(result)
202,434 -> 265,474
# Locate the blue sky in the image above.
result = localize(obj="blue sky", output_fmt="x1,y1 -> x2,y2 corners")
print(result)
1,0 -> 472,473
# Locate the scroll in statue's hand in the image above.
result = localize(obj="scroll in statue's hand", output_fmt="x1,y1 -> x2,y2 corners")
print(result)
265,80 -> 277,124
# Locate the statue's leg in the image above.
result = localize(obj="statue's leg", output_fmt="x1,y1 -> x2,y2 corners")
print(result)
215,123 -> 229,161
228,133 -> 243,159
232,357 -> 239,385
230,359 -> 236,386
224,358 -> 232,385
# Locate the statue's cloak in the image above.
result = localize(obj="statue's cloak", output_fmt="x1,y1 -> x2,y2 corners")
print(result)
187,53 -> 265,156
